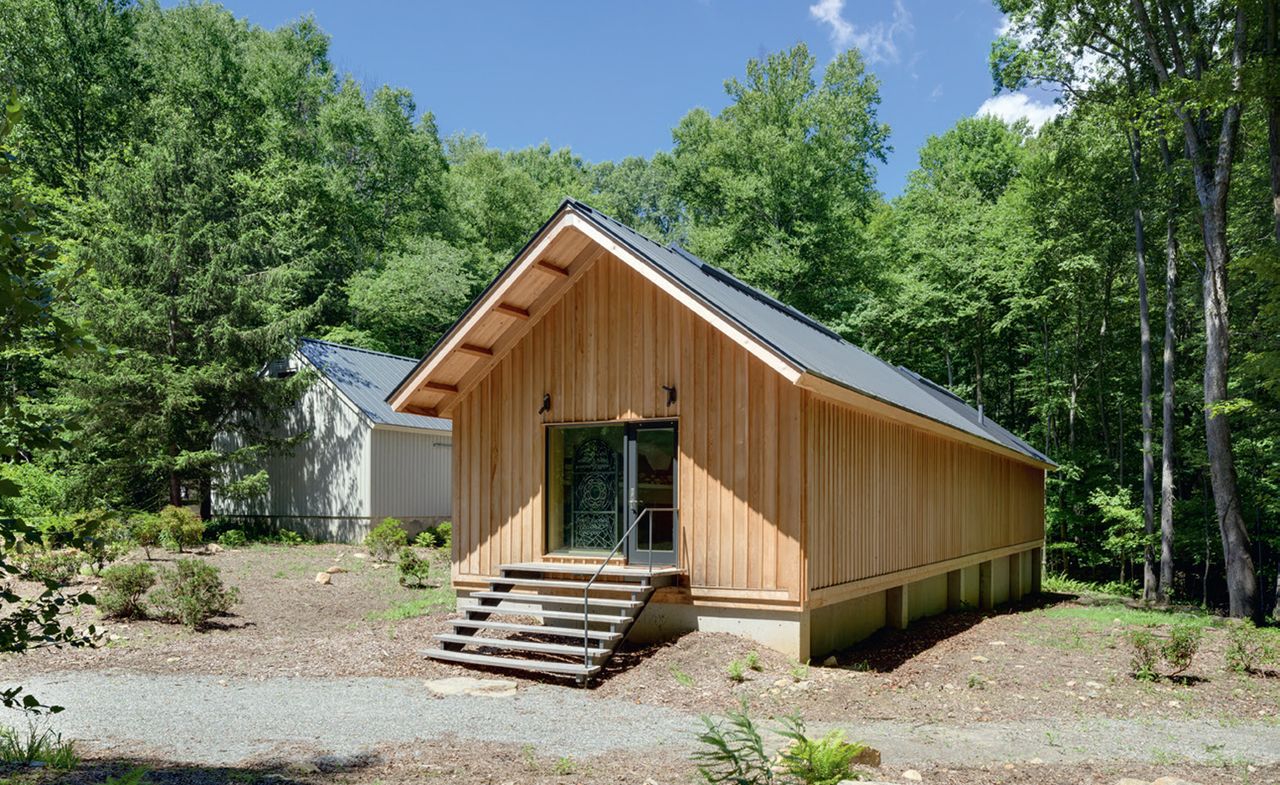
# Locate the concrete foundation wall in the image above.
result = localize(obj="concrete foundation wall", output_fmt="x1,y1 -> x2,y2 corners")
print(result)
991,556 -> 1011,605
809,592 -> 886,656
959,564 -> 980,608
630,602 -> 808,660
226,514 -> 449,544
907,573 -> 948,622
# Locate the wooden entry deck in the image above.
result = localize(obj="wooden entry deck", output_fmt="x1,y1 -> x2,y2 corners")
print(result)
424,561 -> 682,683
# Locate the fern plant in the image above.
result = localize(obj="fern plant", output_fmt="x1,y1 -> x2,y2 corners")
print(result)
777,718 -> 863,785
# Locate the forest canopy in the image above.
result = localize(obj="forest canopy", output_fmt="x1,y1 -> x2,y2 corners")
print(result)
1,0 -> 1277,619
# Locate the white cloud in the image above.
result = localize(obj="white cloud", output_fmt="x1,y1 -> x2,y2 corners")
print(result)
976,92 -> 1062,130
809,0 -> 913,64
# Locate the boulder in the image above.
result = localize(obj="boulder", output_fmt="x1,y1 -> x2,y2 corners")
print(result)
902,770 -> 923,782
822,655 -> 839,667
851,745 -> 880,767
325,566 -> 348,574
314,572 -> 331,585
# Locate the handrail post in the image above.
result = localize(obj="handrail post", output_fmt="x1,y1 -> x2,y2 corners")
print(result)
581,506 -> 675,674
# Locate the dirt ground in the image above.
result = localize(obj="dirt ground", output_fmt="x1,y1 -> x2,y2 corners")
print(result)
5,543 -> 1280,784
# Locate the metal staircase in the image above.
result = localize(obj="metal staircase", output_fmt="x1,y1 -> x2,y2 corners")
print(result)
424,508 -> 679,684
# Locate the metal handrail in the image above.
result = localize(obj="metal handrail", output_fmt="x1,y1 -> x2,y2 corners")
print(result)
582,506 -> 676,670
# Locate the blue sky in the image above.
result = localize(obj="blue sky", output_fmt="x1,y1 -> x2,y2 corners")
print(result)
207,0 -> 1059,197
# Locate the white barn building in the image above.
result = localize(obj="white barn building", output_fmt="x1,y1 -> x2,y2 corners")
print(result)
214,338 -> 452,542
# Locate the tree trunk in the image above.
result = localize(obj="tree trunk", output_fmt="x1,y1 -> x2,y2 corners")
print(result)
1200,203 -> 1257,618
1129,130 -> 1158,602
1268,0 -> 1280,243
199,476 -> 212,521
1158,137 -> 1179,604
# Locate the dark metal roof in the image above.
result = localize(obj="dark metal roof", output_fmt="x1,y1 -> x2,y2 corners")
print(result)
299,339 -> 452,432
566,200 -> 1054,468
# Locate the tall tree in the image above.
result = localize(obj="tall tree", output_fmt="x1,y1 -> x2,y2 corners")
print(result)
670,43 -> 889,323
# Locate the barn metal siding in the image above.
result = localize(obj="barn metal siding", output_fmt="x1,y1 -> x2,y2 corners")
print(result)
369,426 -> 453,525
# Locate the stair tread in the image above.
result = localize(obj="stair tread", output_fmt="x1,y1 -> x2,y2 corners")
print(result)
435,633 -> 610,658
501,561 -> 679,579
472,591 -> 644,609
488,577 -> 651,593
465,605 -> 632,624
449,619 -> 622,641
424,648 -> 601,677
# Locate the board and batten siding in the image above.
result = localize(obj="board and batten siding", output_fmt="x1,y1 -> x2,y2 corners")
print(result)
804,394 -> 1045,592
451,254 -> 805,601
369,427 -> 452,522
214,376 -> 371,521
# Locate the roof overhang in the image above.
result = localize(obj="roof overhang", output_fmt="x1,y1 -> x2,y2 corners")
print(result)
386,202 -> 803,418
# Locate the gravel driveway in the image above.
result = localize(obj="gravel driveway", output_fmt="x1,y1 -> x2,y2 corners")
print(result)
5,671 -> 1279,769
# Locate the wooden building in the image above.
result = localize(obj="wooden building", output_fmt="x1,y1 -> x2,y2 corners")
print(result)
388,201 -> 1053,679
215,339 -> 452,543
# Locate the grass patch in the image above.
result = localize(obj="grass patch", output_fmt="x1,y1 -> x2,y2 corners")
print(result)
0,723 -> 78,770
366,586 -> 455,621
1040,602 -> 1220,630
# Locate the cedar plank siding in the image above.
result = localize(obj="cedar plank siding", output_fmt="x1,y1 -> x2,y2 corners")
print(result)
452,254 -> 805,600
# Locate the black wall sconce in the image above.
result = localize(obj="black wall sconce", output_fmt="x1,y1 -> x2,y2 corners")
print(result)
662,385 -> 677,406
538,393 -> 551,414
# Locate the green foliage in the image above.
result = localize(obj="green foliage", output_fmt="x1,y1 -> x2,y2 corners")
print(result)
671,43 -> 888,323
397,547 -> 431,588
0,721 -> 78,770
104,768 -> 151,785
149,559 -> 239,630
744,651 -> 761,671
15,548 -> 83,584
1224,621 -> 1274,674
671,667 -> 695,688
1127,624 -> 1203,680
97,562 -> 155,619
130,514 -> 162,560
365,517 -> 407,562
216,529 -> 247,548
1042,573 -> 1135,598
777,719 -> 865,785
1126,628 -> 1160,681
694,705 -> 865,785
726,659 -> 746,683
1162,624 -> 1203,677
552,757 -> 577,776
274,529 -> 305,546
693,705 -> 773,785
156,506 -> 203,553
413,521 -> 452,550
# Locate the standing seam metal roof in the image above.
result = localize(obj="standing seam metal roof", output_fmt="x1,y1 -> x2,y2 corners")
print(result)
565,200 -> 1054,468
299,339 -> 452,432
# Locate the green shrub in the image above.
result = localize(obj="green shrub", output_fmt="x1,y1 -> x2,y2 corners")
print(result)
19,548 -> 85,584
1162,624 -> 1202,676
97,563 -> 156,619
217,529 -> 247,548
38,514 -> 88,550
81,511 -> 134,575
150,559 -> 239,629
157,506 -> 204,553
131,514 -> 163,559
726,659 -> 746,682
275,529 -> 305,546
366,518 -> 407,562
1225,620 -> 1273,674
778,719 -> 865,785
398,547 -> 431,588
745,651 -> 762,671
1127,628 -> 1160,681
434,521 -> 452,549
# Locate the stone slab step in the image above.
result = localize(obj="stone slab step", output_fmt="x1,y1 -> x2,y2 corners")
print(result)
448,619 -> 622,641
424,648 -> 600,677
434,633 -> 610,659
471,591 -> 644,610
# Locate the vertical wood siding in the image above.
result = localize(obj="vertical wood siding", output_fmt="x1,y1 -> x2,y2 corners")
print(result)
452,254 -> 804,599
804,395 -> 1045,591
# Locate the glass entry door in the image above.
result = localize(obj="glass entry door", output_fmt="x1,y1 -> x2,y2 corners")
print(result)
546,421 -> 677,565
627,422 -> 677,565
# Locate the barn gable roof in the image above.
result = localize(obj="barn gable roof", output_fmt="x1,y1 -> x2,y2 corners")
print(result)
387,200 -> 1052,469
299,339 -> 452,432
